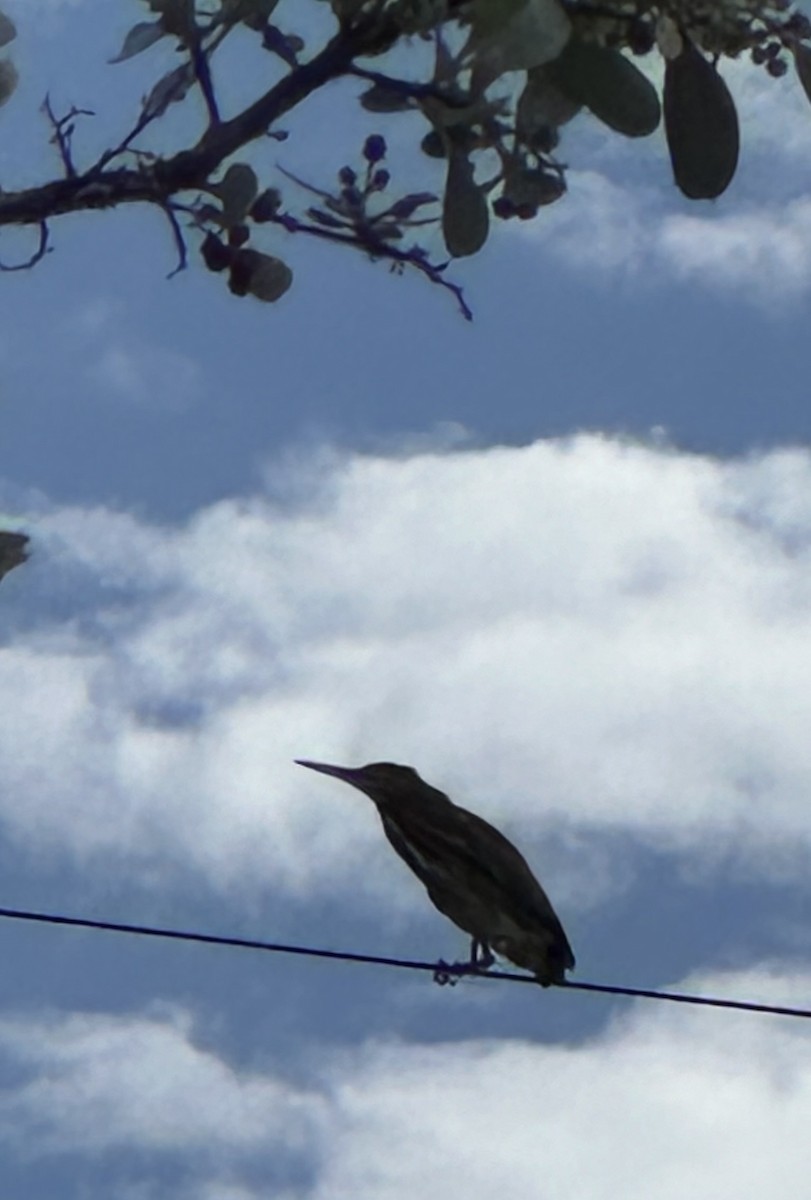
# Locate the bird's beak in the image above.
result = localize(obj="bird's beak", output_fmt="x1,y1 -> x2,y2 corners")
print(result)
295,759 -> 366,788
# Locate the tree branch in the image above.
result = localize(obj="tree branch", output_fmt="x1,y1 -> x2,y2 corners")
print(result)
0,22 -> 373,232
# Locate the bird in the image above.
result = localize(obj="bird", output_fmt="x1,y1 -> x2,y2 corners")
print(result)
295,759 -> 575,987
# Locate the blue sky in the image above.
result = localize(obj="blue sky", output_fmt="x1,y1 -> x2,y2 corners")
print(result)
2,2 -> 811,1198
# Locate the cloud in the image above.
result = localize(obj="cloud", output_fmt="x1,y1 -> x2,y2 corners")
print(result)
535,181 -> 811,302
311,970 -> 811,1200
1,435 -> 811,917
74,300 -> 202,411
657,199 -> 811,295
0,1006 -> 321,1157
0,966 -> 809,1198
522,55 -> 811,301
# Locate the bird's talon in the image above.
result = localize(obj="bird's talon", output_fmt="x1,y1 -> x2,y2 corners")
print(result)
433,960 -> 461,986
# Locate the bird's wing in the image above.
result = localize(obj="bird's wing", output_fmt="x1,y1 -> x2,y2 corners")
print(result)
378,802 -> 573,966
451,805 -> 557,900
448,804 -> 575,961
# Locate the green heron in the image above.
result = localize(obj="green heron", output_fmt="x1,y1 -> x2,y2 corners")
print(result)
295,759 -> 575,987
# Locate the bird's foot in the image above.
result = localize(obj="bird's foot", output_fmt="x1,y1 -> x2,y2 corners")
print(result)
433,955 -> 493,986
433,959 -> 463,986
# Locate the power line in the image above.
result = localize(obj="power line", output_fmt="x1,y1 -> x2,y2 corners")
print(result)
0,904 -> 808,1021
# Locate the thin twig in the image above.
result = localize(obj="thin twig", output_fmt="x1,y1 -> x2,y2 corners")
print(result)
0,222 -> 50,271
188,21 -> 220,126
348,65 -> 471,107
273,209 -> 472,320
43,96 -> 95,179
163,203 -> 189,277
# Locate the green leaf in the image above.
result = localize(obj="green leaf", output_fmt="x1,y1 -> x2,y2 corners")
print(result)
143,0 -> 193,40
442,147 -> 489,258
213,163 -> 259,224
142,61 -> 195,119
664,39 -> 739,200
467,0 -> 571,75
228,249 -> 292,302
469,0 -> 527,41
359,84 -> 414,113
250,188 -> 282,222
548,38 -> 660,138
109,20 -> 166,63
222,0 -> 279,26
0,57 -> 17,108
517,66 -> 581,140
0,11 -> 16,48
502,165 -> 565,215
793,43 -> 811,107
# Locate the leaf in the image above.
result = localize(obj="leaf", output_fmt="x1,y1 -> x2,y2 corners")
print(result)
144,0 -> 192,40
327,0 -> 367,20
548,38 -> 660,137
655,14 -> 683,60
109,20 -> 166,63
308,207 -> 345,229
517,66 -> 581,140
250,188 -> 282,222
388,192 -> 437,220
261,25 -> 304,66
793,43 -> 811,107
359,84 -> 413,113
222,0 -> 279,28
502,165 -> 565,215
213,163 -> 259,224
442,147 -> 489,258
142,62 -> 195,119
467,0 -> 571,75
0,57 -> 17,108
664,39 -> 739,200
0,10 -> 16,48
228,249 -> 292,302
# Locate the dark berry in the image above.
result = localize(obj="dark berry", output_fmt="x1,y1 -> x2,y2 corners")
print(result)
250,188 -> 282,222
228,224 -> 250,247
200,232 -> 233,272
363,134 -> 387,163
493,195 -> 517,219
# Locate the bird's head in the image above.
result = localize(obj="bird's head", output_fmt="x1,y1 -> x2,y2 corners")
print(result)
295,759 -> 434,807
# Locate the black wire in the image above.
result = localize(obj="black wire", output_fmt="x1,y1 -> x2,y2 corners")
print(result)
0,905 -> 808,1021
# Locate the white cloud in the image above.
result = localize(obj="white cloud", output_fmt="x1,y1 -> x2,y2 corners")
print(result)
87,342 -> 200,410
0,1006 -> 323,1156
1,967 -> 809,1198
657,199 -> 811,295
76,298 -> 202,411
532,175 -> 811,301
311,974 -> 811,1200
523,55 -> 811,300
2,436 -> 811,913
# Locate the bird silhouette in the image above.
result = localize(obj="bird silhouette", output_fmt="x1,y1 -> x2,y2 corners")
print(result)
296,759 -> 574,986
